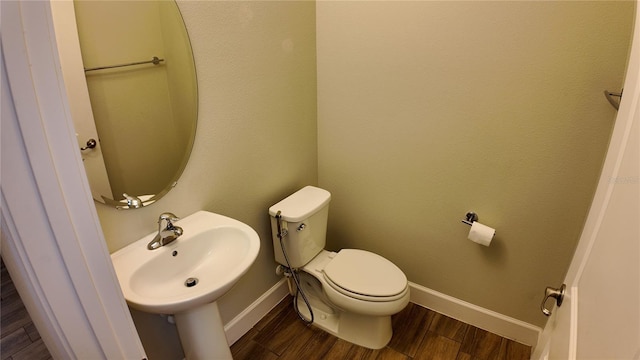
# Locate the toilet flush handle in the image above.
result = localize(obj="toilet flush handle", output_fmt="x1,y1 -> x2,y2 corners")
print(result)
297,223 -> 306,232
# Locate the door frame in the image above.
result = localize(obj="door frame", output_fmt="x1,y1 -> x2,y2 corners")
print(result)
1,1 -> 145,358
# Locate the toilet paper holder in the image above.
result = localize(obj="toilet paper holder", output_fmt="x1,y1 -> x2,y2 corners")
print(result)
461,211 -> 478,226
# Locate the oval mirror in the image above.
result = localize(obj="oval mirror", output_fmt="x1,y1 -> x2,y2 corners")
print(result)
71,0 -> 197,209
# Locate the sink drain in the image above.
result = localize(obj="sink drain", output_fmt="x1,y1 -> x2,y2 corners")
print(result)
185,277 -> 198,287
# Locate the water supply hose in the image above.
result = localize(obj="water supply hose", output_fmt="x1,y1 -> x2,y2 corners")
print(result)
275,211 -> 314,325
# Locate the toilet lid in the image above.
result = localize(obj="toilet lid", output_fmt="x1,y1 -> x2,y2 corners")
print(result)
323,249 -> 407,298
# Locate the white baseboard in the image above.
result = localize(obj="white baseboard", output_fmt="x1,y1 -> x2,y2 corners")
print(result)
223,279 -> 541,348
224,279 -> 289,345
409,282 -> 541,346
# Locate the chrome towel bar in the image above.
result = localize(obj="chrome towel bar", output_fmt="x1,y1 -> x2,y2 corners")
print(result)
84,56 -> 165,72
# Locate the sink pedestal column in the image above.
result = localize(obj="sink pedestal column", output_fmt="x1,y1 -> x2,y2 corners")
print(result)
174,301 -> 232,360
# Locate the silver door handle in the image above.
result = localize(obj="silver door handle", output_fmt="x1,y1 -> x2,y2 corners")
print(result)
80,138 -> 97,151
540,284 -> 566,316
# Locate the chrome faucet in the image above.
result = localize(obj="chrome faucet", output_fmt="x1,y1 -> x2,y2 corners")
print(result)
147,212 -> 183,250
122,193 -> 143,209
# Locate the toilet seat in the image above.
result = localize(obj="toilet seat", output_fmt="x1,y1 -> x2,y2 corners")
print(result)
322,249 -> 408,302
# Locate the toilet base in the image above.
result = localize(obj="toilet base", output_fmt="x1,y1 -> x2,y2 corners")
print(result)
295,295 -> 392,349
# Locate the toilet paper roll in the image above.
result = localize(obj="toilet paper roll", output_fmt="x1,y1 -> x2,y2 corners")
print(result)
468,221 -> 495,246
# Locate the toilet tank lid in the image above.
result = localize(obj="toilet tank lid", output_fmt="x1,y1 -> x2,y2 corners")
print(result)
269,186 -> 331,222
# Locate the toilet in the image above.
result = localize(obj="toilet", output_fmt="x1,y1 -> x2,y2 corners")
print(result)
269,186 -> 410,349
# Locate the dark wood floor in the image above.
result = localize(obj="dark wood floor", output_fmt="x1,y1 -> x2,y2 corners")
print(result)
231,296 -> 531,360
1,260 -> 52,360
0,261 -> 531,360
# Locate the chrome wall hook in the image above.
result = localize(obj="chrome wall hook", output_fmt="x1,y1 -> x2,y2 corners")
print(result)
604,89 -> 623,110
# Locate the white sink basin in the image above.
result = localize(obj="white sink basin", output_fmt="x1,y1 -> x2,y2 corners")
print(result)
111,211 -> 260,314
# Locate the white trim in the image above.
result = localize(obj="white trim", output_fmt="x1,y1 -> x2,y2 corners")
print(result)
568,286 -> 579,360
223,279 -> 541,347
409,282 -> 541,347
224,279 -> 290,345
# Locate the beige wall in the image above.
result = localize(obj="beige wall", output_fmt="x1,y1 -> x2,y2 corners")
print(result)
317,1 -> 634,327
94,1 -> 317,358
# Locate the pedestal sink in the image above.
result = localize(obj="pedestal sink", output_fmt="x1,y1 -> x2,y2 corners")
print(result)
111,211 -> 260,359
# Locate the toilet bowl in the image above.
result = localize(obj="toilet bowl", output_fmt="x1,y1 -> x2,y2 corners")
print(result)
269,186 -> 410,349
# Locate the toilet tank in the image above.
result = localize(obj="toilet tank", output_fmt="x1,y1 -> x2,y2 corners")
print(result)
269,186 -> 331,268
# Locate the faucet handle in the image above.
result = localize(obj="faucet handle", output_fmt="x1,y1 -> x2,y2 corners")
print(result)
158,212 -> 180,224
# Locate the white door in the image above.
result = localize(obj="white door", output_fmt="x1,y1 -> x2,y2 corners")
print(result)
533,4 -> 640,358
50,1 -> 114,201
